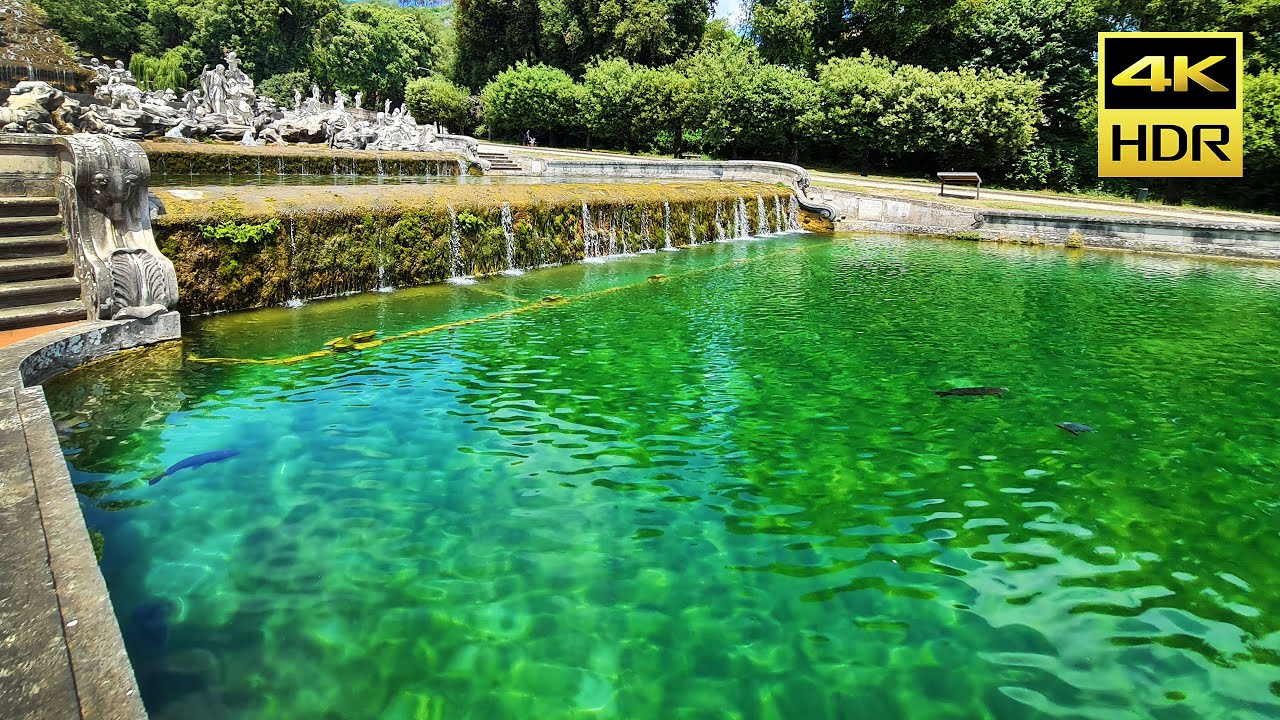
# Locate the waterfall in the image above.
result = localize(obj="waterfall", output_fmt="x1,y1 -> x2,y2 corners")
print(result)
689,207 -> 697,245
376,229 -> 393,292
376,157 -> 384,176
446,206 -> 473,283
226,158 -> 232,176
622,211 -> 634,255
774,196 -> 785,234
757,196 -> 768,235
714,202 -> 726,242
788,195 -> 802,231
639,213 -> 650,252
278,157 -> 285,176
581,202 -> 599,259
606,208 -> 619,256
663,201 -> 676,251
255,158 -> 262,177
500,203 -> 523,275
735,197 -> 750,238
285,216 -> 304,307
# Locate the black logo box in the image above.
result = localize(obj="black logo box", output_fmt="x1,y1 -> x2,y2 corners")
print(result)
1102,35 -> 1238,110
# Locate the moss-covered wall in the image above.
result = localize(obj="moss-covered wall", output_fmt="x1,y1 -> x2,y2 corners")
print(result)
153,182 -> 806,315
143,142 -> 468,178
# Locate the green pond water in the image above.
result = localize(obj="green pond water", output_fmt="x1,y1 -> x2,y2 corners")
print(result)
47,234 -> 1280,720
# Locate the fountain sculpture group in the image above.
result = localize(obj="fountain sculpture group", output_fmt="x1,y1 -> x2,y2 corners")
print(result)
1,49 -> 487,166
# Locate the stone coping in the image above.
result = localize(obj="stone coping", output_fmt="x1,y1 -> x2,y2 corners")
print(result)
0,312 -> 180,720
140,140 -> 465,164
979,208 -> 1280,234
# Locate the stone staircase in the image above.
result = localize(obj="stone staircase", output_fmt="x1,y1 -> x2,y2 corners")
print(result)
479,149 -> 523,173
0,196 -> 86,331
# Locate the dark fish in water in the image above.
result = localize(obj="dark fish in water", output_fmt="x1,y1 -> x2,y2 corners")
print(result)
935,387 -> 1009,397
149,449 -> 240,486
132,600 -> 172,647
1057,422 -> 1094,435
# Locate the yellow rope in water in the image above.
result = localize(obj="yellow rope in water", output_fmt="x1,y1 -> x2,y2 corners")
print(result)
187,240 -> 830,367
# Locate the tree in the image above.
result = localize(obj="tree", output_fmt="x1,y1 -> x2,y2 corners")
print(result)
683,41 -> 815,160
479,62 -> 583,144
1095,0 -> 1280,72
804,54 -> 899,172
144,0 -> 340,78
406,74 -> 476,133
747,0 -> 816,69
453,0 -> 541,89
582,58 -> 640,150
805,54 -> 1042,172
538,0 -> 713,75
926,0 -> 1101,128
631,66 -> 695,156
311,2 -> 450,104
34,0 -> 152,58
128,49 -> 188,91
258,70 -> 314,106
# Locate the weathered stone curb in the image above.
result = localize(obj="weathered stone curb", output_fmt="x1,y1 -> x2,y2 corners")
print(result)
817,187 -> 1280,261
0,312 -> 178,720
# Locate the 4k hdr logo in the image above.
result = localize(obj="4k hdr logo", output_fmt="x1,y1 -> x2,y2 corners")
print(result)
1098,32 -> 1243,177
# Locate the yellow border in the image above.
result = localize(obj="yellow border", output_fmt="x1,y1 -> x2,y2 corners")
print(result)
1097,31 -> 1244,178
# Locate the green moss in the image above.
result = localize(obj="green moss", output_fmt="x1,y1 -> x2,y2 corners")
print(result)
200,218 -> 281,245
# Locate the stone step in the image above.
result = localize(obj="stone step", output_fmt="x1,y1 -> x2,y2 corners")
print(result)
0,255 -> 75,283
0,215 -> 62,238
0,234 -> 70,260
0,277 -> 81,310
0,197 -> 59,217
0,300 -> 86,331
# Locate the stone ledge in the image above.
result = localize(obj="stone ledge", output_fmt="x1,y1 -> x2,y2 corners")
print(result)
0,313 -> 179,720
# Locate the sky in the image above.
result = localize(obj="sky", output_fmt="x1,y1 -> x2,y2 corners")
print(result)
713,0 -> 747,25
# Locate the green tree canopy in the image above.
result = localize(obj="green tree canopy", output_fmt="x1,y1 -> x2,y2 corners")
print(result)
479,62 -> 583,143
406,74 -> 477,133
312,3 -> 450,104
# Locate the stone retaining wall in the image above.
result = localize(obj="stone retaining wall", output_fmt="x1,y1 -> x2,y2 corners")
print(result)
819,186 -> 1280,260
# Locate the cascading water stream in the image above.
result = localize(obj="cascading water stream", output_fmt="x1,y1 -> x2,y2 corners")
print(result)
606,208 -> 619,256
500,203 -> 523,275
757,196 -> 768,235
581,202 -> 601,260
375,229 -> 394,292
714,202 -> 726,242
663,201 -> 676,251
689,208 -> 698,245
788,195 -> 802,231
774,196 -> 785,234
285,216 -> 304,307
446,205 -> 473,284
639,213 -> 651,253
736,197 -> 750,239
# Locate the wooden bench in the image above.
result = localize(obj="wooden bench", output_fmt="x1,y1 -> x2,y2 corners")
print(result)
936,171 -> 982,199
